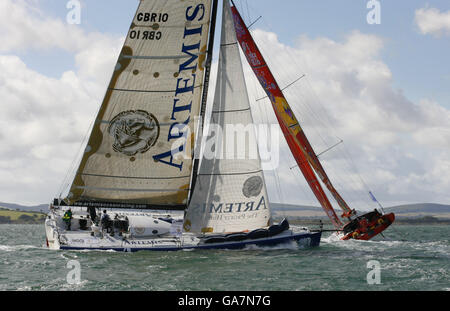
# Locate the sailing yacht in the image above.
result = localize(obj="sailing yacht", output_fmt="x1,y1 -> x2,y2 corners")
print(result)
45,0 -> 322,252
230,2 -> 395,240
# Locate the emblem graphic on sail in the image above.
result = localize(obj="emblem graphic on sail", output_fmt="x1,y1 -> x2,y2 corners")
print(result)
230,1 -> 395,240
44,0 -> 321,252
108,110 -> 160,156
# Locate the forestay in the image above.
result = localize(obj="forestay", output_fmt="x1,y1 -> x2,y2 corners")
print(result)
67,0 -> 213,209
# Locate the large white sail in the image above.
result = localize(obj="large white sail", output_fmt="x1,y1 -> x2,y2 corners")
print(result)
66,0 -> 213,208
184,0 -> 272,234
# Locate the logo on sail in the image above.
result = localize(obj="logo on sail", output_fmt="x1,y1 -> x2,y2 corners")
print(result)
243,176 -> 264,198
108,110 -> 160,156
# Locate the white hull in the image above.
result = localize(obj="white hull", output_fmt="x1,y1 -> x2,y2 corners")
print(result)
44,206 -> 321,252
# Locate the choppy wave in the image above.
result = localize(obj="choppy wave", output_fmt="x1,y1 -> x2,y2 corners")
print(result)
0,244 -> 40,252
1,224 -> 449,291
242,240 -> 300,251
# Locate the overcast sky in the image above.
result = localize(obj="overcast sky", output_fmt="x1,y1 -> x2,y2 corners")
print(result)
0,0 -> 449,208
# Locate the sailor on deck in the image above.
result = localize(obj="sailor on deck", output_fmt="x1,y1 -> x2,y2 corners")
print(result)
88,206 -> 97,224
101,210 -> 113,235
63,209 -> 73,231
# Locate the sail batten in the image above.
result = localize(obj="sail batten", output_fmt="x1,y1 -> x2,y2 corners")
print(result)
212,108 -> 251,114
198,169 -> 263,177
122,55 -> 202,59
75,186 -> 189,193
80,173 -> 191,180
108,86 -> 203,93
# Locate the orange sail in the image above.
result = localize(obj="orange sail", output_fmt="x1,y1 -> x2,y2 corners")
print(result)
230,4 -> 343,229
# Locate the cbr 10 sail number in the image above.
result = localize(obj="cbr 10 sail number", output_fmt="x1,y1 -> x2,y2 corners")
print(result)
129,30 -> 162,41
136,12 -> 169,23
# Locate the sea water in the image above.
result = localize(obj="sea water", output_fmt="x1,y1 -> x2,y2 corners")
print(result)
0,224 -> 448,291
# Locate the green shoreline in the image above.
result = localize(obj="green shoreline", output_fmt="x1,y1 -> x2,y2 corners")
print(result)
0,208 -> 47,224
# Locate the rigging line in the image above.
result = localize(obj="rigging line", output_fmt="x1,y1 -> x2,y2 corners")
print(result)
340,141 -> 385,210
257,38 -> 370,210
289,139 -> 344,170
250,34 -> 352,211
317,139 -> 344,157
264,23 -> 334,135
237,24 -> 291,215
256,74 -> 306,102
288,165 -> 317,208
288,94 -> 360,202
251,17 -> 334,148
247,16 -> 262,30
245,11 -> 374,213
258,86 -> 285,216
234,0 -> 263,34
58,117 -> 95,199
245,0 -> 251,24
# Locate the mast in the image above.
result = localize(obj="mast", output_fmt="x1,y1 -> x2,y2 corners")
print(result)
199,0 -> 219,129
190,0 -> 219,203
230,4 -> 348,228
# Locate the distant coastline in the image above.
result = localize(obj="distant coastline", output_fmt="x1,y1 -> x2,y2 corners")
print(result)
1,201 -> 449,225
284,216 -> 450,227
272,202 -> 450,226
0,207 -> 46,224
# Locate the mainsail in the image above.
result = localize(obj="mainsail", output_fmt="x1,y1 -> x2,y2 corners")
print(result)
230,3 -> 347,228
184,0 -> 272,234
67,0 -> 213,209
